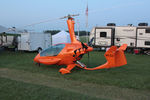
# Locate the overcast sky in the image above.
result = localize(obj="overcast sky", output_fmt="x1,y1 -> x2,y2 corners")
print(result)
0,0 -> 149,32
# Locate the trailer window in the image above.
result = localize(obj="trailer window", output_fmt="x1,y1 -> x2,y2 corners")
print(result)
116,38 -> 120,41
100,32 -> 107,37
40,44 -> 65,56
130,42 -> 134,46
145,41 -> 150,45
139,33 -> 143,35
146,29 -> 150,33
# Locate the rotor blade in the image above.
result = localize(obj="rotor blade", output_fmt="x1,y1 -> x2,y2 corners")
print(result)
60,14 -> 80,19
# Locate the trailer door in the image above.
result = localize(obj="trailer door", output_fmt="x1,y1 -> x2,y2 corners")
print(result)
18,33 -> 30,50
95,28 -> 113,47
30,33 -> 44,51
115,27 -> 136,47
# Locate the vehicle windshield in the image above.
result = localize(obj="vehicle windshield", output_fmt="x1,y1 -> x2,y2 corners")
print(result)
40,44 -> 65,56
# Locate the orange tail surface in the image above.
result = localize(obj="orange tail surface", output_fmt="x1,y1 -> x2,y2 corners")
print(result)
84,44 -> 127,70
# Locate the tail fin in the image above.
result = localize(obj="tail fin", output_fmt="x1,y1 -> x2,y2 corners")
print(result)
104,44 -> 127,68
84,44 -> 127,70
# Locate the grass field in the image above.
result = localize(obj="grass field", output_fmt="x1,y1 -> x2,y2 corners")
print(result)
0,50 -> 150,100
79,36 -> 88,43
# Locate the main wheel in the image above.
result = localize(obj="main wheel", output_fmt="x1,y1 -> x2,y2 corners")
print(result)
146,51 -> 150,55
37,48 -> 42,53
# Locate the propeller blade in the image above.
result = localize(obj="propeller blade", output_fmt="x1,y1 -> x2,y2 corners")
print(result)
88,37 -> 94,46
81,42 -> 88,49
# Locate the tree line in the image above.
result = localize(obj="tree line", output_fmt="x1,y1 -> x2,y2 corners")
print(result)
44,30 -> 90,36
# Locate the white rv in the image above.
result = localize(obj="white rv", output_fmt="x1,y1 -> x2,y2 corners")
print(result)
90,23 -> 150,54
18,32 -> 51,52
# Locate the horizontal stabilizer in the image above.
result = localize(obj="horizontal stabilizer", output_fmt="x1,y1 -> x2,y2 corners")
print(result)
84,44 -> 127,70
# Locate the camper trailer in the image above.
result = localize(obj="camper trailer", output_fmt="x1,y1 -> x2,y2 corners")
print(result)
90,23 -> 150,54
18,32 -> 51,52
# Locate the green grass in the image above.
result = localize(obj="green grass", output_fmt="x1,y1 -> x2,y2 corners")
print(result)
0,51 -> 150,90
0,51 -> 150,100
0,77 -> 102,100
79,36 -> 88,43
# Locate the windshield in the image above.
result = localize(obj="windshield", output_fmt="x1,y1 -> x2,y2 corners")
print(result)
40,44 -> 65,56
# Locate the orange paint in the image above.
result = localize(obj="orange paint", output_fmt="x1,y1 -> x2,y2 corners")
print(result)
84,44 -> 127,70
34,16 -> 127,74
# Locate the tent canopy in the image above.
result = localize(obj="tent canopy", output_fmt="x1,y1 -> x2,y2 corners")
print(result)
52,30 -> 71,45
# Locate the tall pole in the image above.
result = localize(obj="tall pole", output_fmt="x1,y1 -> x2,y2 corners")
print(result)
86,1 -> 90,67
86,1 -> 88,43
77,19 -> 80,40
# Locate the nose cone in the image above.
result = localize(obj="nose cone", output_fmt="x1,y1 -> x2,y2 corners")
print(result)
34,54 -> 40,63
87,46 -> 93,52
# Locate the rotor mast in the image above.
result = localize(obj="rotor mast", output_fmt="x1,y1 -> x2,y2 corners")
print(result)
66,14 -> 80,43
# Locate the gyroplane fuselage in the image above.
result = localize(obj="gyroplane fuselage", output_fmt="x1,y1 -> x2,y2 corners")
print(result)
34,15 -> 127,74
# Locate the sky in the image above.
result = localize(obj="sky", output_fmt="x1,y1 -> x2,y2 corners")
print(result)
0,0 -> 150,32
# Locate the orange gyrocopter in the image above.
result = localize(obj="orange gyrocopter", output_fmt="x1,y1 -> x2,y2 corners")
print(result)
34,15 -> 127,74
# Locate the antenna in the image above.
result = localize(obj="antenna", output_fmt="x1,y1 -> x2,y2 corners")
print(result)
85,2 -> 88,43
77,19 -> 80,40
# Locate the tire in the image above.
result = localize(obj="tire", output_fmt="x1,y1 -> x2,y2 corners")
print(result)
107,23 -> 116,26
146,51 -> 150,55
37,48 -> 42,53
14,48 -> 18,52
138,23 -> 148,26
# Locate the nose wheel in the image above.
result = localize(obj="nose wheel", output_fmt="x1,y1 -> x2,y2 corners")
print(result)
59,64 -> 76,74
34,62 -> 41,67
59,68 -> 71,74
